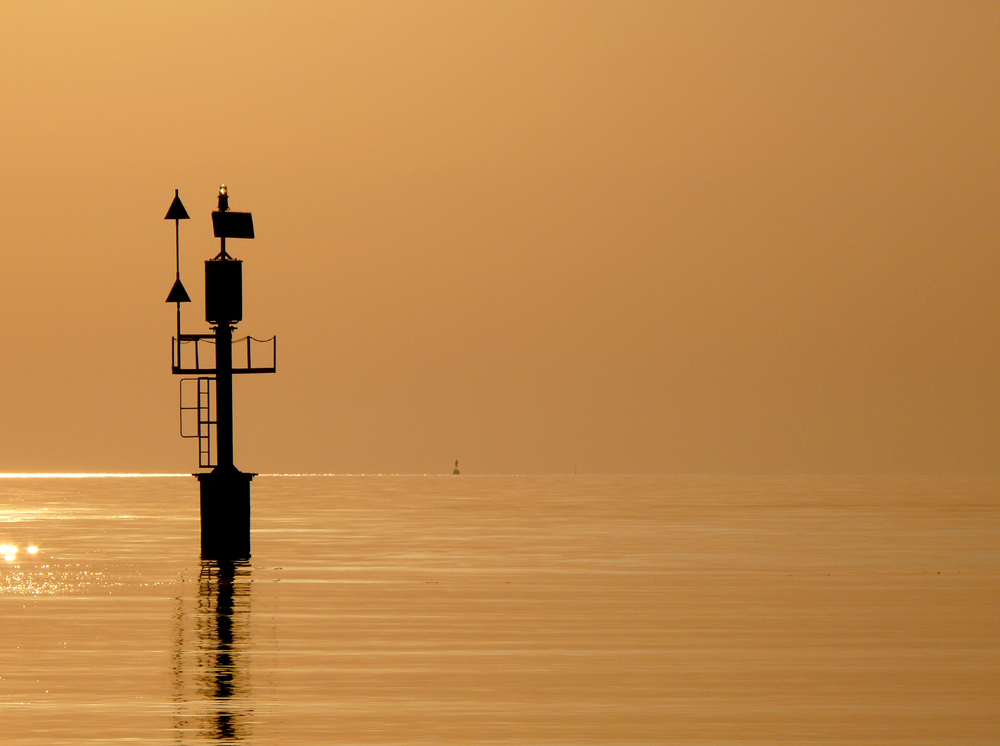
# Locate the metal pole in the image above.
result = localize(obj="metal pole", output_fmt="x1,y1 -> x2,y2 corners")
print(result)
175,214 -> 182,363
175,215 -> 181,277
215,320 -> 234,470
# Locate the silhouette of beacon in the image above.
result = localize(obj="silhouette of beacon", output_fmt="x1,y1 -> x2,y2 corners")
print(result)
165,186 -> 276,559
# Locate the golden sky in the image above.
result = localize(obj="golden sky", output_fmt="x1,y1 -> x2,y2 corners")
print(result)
0,2 -> 997,474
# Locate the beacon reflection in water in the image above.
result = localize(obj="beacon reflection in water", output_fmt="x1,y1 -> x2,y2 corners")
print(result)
172,559 -> 253,742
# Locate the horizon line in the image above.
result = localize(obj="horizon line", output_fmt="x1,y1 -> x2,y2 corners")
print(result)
0,471 -> 998,479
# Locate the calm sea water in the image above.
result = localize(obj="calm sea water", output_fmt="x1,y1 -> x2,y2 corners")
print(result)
0,474 -> 996,744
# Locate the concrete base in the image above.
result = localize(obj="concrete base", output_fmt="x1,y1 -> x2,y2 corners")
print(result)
197,466 -> 255,560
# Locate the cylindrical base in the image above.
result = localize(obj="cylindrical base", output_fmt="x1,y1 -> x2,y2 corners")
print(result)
197,466 -> 254,560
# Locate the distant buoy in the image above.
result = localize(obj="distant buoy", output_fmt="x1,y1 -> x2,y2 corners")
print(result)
453,459 -> 460,475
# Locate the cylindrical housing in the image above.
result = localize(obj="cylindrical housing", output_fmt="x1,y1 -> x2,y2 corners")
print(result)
205,259 -> 243,324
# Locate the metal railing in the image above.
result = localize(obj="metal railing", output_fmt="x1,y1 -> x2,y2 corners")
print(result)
172,334 -> 276,375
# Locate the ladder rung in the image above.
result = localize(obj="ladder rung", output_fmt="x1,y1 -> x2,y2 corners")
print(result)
179,376 -> 217,468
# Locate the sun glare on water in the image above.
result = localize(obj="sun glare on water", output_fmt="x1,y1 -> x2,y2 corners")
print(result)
2,544 -> 39,561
